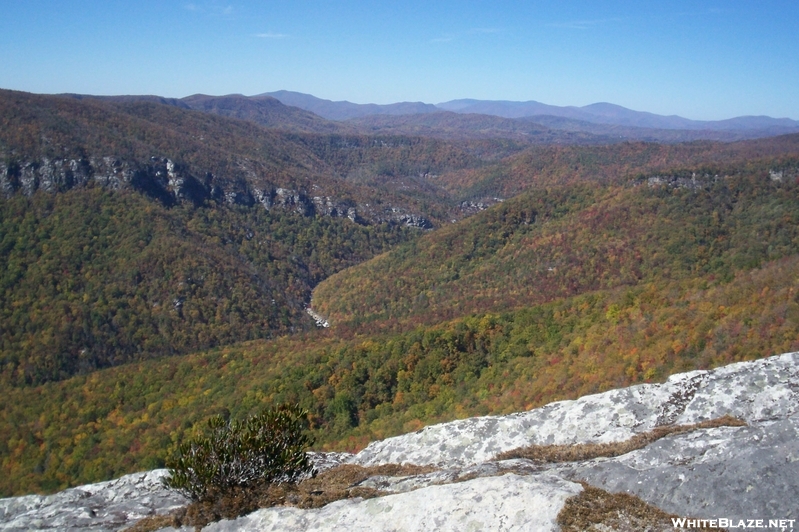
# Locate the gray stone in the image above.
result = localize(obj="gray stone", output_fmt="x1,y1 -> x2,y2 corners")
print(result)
170,474 -> 582,532
0,470 -> 187,531
305,452 -> 352,473
355,459 -> 548,494
555,414 -> 799,523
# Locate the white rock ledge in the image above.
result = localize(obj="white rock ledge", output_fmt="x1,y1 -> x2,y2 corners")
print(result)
0,470 -> 187,531
185,474 -> 582,532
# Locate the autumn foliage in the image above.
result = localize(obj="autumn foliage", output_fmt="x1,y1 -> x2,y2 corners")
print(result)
3,90 -> 799,497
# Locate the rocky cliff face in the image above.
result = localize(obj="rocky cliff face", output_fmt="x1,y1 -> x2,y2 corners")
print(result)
2,352 -> 797,531
0,156 -> 433,228
0,156 -> 240,207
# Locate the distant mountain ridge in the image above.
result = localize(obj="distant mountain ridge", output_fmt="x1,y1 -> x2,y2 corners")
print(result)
264,90 -> 799,134
439,99 -> 799,132
180,93 -> 354,134
265,90 -> 439,121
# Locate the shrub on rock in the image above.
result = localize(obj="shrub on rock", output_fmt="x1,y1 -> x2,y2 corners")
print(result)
162,404 -> 315,503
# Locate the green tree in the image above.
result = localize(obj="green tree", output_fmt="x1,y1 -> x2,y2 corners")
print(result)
162,404 -> 314,503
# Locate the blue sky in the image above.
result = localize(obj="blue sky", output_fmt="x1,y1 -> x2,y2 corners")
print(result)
0,1 -> 797,120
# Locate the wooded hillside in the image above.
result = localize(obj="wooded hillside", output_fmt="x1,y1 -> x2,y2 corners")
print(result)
2,89 -> 799,497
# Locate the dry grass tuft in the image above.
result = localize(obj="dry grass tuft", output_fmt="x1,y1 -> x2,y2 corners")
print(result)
123,514 -> 181,532
495,415 -> 746,463
125,463 -> 435,531
255,463 -> 436,511
558,483 -> 726,531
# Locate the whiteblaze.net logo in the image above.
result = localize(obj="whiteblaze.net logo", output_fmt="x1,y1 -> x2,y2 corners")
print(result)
672,518 -> 796,530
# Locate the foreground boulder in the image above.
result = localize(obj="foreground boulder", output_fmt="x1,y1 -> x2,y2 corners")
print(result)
1,352 -> 797,531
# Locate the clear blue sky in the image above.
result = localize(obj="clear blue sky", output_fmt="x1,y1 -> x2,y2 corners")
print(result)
1,1 -> 797,120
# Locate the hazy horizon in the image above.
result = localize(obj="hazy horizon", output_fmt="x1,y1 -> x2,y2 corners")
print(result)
1,1 -> 797,121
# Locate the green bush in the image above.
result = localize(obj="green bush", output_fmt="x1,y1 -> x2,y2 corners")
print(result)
162,404 -> 315,502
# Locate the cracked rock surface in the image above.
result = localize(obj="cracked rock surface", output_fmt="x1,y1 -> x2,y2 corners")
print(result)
554,415 -> 799,522
0,470 -> 187,531
180,474 -> 582,532
1,352 -> 797,531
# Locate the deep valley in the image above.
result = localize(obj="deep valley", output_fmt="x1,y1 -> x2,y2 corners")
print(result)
2,88 -> 799,504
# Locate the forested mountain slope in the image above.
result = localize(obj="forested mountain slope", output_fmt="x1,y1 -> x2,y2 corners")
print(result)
4,89 -> 799,500
525,115 -> 793,143
346,112 -> 608,143
5,158 -> 799,496
313,161 -> 799,332
4,213 -> 799,497
438,97 -> 799,132
0,189 -> 413,386
3,90 -> 487,385
437,134 -> 799,200
347,111 -> 795,144
0,89 -> 472,222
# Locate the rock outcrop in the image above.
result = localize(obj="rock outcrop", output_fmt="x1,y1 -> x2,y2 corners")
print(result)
0,156 -> 223,207
2,352 -> 797,531
0,157 -> 433,228
0,471 -> 186,531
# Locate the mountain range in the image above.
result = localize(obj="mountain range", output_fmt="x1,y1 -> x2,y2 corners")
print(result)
1,86 -> 799,504
264,90 -> 799,137
58,90 -> 799,145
